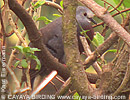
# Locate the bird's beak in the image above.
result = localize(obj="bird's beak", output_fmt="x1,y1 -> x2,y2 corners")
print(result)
88,18 -> 97,25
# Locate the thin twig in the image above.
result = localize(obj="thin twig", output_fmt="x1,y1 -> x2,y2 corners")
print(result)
112,8 -> 130,17
30,71 -> 57,99
7,28 -> 26,70
112,45 -> 130,96
55,76 -> 65,83
0,4 -> 6,46
92,8 -> 130,28
109,0 -> 124,13
26,63 -> 31,91
112,13 -> 130,96
101,26 -> 109,36
79,0 -> 130,46
80,36 -> 102,75
101,0 -> 125,22
50,81 -> 58,91
9,13 -> 27,47
14,87 -> 31,94
45,1 -> 63,14
0,57 -> 21,90
22,0 -> 27,6
84,32 -> 119,67
55,78 -> 72,100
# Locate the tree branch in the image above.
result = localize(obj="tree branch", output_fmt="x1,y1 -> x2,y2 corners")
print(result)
80,36 -> 102,75
84,32 -> 119,68
62,0 -> 94,96
79,0 -> 130,47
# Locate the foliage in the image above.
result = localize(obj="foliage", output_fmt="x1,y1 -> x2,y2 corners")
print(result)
73,92 -> 82,100
31,0 -> 45,10
60,0 -> 63,8
92,32 -> 104,47
37,16 -> 52,24
13,46 -> 41,70
113,0 -> 130,9
53,14 -> 62,17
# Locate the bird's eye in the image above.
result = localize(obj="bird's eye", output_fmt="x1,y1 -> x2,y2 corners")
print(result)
84,12 -> 87,16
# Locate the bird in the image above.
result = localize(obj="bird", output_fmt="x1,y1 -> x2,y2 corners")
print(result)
29,6 -> 96,87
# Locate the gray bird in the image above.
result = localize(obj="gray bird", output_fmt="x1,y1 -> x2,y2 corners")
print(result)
29,6 -> 96,86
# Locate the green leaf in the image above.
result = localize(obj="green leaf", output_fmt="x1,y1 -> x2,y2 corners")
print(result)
32,55 -> 41,70
60,0 -> 63,8
21,59 -> 28,68
31,55 -> 37,59
73,92 -> 82,100
53,14 -> 62,17
23,47 -> 31,53
13,46 -> 24,53
38,0 -> 45,5
103,49 -> 117,57
37,16 -> 52,24
106,49 -> 117,53
102,49 -> 117,61
92,32 -> 104,47
14,61 -> 20,67
24,47 -> 40,58
35,58 -> 41,70
25,53 -> 33,58
32,0 -> 46,10
30,48 -> 41,52
23,47 -> 40,54
31,2 -> 35,7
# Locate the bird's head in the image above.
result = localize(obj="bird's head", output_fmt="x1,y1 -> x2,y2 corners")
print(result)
76,6 -> 97,24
